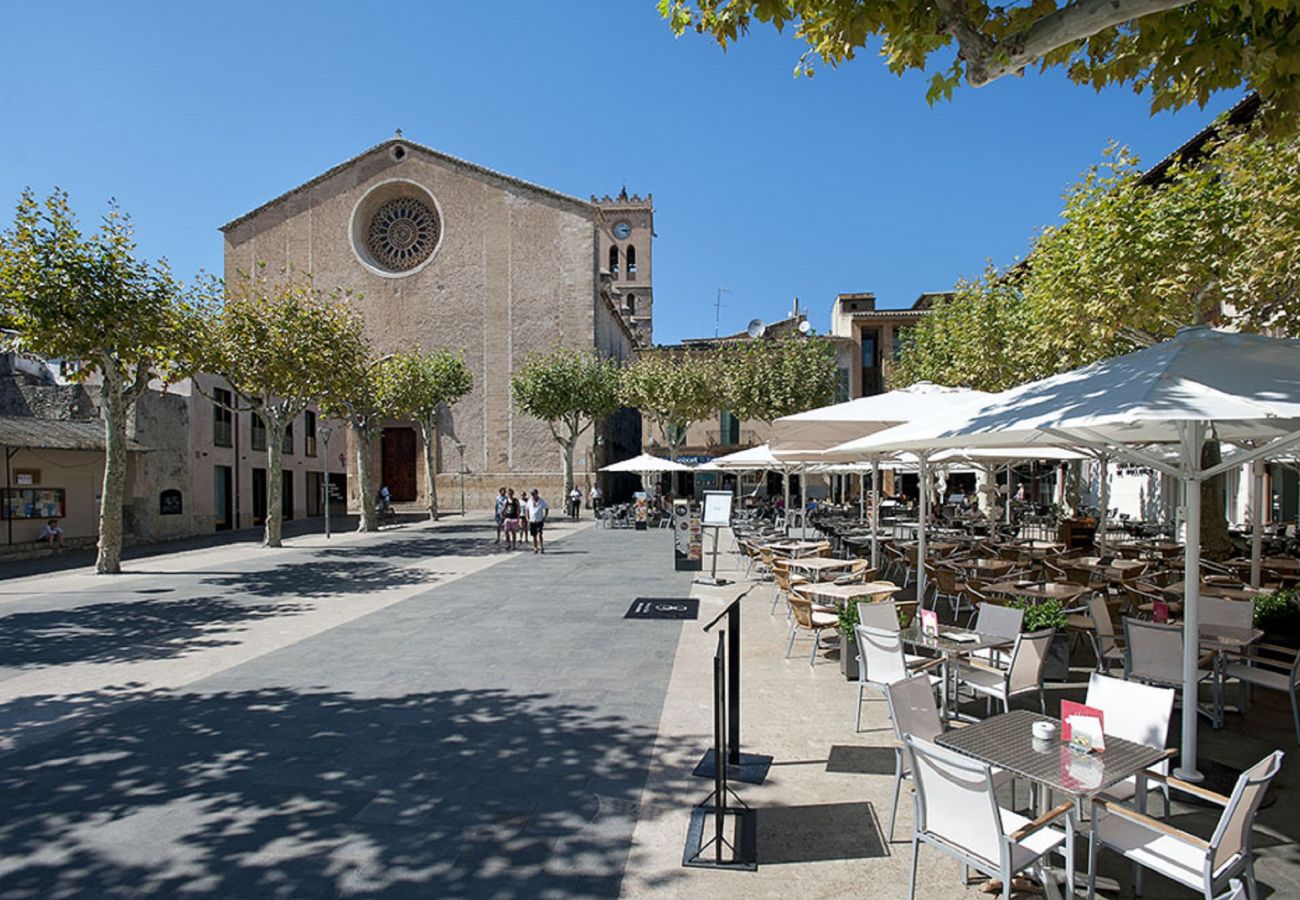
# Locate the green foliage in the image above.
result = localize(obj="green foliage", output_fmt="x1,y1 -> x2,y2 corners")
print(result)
721,335 -> 837,423
619,351 -> 719,455
659,1 -> 1300,128
1254,589 -> 1300,635
0,189 -> 187,383
511,347 -> 622,440
1008,598 -> 1068,631
893,124 -> 1300,393
377,348 -> 474,422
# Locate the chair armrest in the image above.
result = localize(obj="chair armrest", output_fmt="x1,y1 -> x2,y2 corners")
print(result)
908,656 -> 945,673
1091,799 -> 1211,850
961,658 -> 1008,675
1246,642 -> 1300,661
1137,768 -> 1230,806
1008,801 -> 1074,843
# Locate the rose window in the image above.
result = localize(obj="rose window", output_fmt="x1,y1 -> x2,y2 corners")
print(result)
366,197 -> 439,272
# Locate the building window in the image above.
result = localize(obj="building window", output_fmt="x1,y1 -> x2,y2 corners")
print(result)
305,410 -> 318,457
626,244 -> 637,279
626,294 -> 636,315
608,245 -> 619,277
284,420 -> 294,456
251,413 -> 266,451
861,329 -> 879,370
720,410 -> 740,446
213,388 -> 233,447
159,489 -> 183,515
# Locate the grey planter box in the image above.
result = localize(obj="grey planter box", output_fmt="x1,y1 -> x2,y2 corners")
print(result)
1042,632 -> 1072,682
840,633 -> 860,681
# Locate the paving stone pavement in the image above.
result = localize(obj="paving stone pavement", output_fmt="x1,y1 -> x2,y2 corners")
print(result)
0,516 -> 695,899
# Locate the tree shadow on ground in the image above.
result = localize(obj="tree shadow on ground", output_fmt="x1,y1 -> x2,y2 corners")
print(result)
0,595 -> 309,669
200,560 -> 438,599
0,685 -> 672,899
325,536 -> 516,562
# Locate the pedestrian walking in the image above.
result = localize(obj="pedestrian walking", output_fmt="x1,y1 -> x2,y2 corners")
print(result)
501,488 -> 522,550
569,486 -> 582,520
527,488 -> 549,554
494,486 -> 507,543
590,484 -> 602,516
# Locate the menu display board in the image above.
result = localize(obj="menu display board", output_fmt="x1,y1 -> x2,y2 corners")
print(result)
702,490 -> 733,527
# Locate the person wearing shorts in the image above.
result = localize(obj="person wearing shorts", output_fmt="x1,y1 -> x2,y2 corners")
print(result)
494,486 -> 507,543
527,488 -> 549,554
502,489 -> 521,550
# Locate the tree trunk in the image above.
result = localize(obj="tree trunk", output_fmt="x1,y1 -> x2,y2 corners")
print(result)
421,417 -> 438,520
1200,439 -> 1232,560
264,413 -> 284,548
562,436 -> 576,496
95,378 -> 129,574
355,422 -> 377,532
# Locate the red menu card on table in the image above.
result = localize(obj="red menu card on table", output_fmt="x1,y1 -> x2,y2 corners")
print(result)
1060,700 -> 1106,753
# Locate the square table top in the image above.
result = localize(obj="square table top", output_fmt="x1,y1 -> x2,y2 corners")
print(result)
1161,581 -> 1263,602
937,709 -> 1168,798
900,624 -> 1012,657
796,581 -> 900,605
785,557 -> 857,574
958,558 -> 1017,574
985,580 -> 1092,604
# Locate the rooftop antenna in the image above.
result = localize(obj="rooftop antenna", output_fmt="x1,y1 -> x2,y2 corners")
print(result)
715,287 -> 732,337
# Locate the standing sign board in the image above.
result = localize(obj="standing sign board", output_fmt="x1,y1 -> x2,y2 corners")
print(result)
702,491 -> 733,527
673,499 -> 702,571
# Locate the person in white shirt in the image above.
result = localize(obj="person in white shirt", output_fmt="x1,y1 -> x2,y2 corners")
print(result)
527,488 -> 549,554
589,485 -> 602,515
38,519 -> 64,548
569,487 -> 582,519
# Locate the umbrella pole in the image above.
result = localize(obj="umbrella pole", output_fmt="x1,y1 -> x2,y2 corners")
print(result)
917,453 -> 929,607
858,471 -> 865,522
1251,459 -> 1265,589
801,464 -> 808,539
783,468 -> 791,536
1005,467 -> 1013,525
871,458 -> 880,571
1174,421 -> 1205,782
1098,455 -> 1109,554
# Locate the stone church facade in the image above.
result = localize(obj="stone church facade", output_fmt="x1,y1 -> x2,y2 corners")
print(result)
220,137 -> 645,511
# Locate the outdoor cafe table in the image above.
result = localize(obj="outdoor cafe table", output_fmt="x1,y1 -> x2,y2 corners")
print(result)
765,540 -> 823,558
794,580 -> 899,607
1227,556 -> 1300,584
784,557 -> 856,581
957,557 -> 1017,578
899,624 -> 1013,721
1073,556 -> 1149,582
1160,581 -> 1263,603
985,580 -> 1092,605
900,540 -> 960,556
938,708 -> 1171,899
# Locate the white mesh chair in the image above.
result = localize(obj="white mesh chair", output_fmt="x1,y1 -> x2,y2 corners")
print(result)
1201,595 -> 1255,631
883,674 -> 1014,843
957,628 -> 1055,716
857,598 -> 907,631
855,624 -> 941,732
971,602 -> 1024,667
1223,642 -> 1300,744
905,735 -> 1073,900
1076,593 -> 1125,674
1124,618 -> 1216,720
1085,672 -> 1175,815
1086,750 -> 1283,900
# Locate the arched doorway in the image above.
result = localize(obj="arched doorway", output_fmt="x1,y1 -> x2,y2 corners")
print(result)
381,427 -> 418,502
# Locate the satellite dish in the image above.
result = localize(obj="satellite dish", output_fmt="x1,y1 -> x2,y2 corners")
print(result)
746,318 -> 766,339
797,320 -> 812,334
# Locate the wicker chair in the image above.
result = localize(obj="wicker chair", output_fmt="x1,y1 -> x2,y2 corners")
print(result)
786,595 -> 839,667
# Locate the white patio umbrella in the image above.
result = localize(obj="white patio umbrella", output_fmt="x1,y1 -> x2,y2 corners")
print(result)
773,384 -> 993,571
600,452 -> 693,495
825,326 -> 1300,780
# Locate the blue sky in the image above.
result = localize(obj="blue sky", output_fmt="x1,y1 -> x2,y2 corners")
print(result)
0,2 -> 1239,344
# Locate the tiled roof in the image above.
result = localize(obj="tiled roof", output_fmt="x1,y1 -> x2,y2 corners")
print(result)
0,416 -> 147,451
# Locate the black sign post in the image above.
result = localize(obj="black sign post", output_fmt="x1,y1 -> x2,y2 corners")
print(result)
693,597 -> 772,785
682,631 -> 756,871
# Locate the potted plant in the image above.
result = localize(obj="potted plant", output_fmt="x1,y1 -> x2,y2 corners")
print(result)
1254,588 -> 1300,649
1009,597 -> 1071,681
838,602 -> 861,681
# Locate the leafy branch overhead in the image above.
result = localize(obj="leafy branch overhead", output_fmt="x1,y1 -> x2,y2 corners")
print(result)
659,0 -> 1300,125
619,351 -> 719,454
722,334 -> 838,423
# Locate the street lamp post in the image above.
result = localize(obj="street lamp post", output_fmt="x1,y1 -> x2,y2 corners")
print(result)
454,440 -> 466,516
320,425 -> 333,539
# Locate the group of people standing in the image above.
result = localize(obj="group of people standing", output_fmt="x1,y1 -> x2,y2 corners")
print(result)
494,487 -> 550,553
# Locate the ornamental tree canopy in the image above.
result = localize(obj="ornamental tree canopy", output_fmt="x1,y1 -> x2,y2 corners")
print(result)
660,0 -> 1300,124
